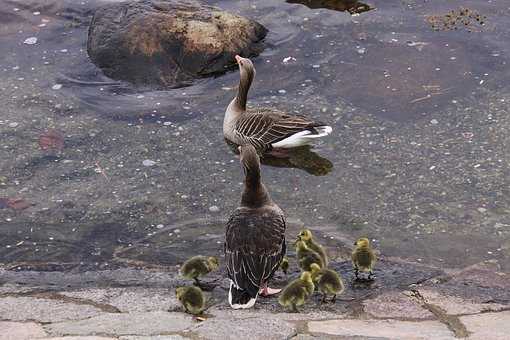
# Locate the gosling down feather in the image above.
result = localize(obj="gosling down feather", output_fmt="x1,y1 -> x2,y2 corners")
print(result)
352,237 -> 377,280
223,55 -> 332,152
296,240 -> 324,272
310,263 -> 345,303
298,229 -> 328,266
225,144 -> 286,309
176,286 -> 205,315
278,271 -> 315,312
180,256 -> 219,284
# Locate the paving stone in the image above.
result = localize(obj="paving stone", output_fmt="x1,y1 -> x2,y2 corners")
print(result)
307,319 -> 455,339
0,296 -> 103,322
119,336 -> 188,340
192,317 -> 296,340
44,311 -> 193,336
0,321 -> 46,340
43,337 -> 116,340
293,334 -> 387,340
460,311 -> 510,340
417,288 -> 507,315
363,291 -> 433,319
428,260 -> 510,304
61,287 -> 179,312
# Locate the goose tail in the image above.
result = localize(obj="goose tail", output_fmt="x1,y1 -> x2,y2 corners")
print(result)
228,281 -> 257,309
271,125 -> 332,148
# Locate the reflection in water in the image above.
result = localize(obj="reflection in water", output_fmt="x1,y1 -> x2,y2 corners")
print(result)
286,0 -> 373,14
225,140 -> 333,176
261,146 -> 333,176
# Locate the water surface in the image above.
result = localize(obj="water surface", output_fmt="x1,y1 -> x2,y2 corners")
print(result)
1,0 -> 509,272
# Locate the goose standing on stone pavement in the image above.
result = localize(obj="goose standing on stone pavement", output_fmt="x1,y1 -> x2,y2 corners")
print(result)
223,55 -> 332,154
225,144 -> 286,309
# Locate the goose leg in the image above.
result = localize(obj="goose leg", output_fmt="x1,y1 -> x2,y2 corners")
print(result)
259,283 -> 281,296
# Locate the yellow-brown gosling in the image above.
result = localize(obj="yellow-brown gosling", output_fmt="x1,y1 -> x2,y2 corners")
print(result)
278,271 -> 315,312
280,256 -> 289,276
297,229 -> 328,266
310,263 -> 345,303
176,286 -> 205,315
180,256 -> 219,285
352,237 -> 376,280
296,240 -> 324,272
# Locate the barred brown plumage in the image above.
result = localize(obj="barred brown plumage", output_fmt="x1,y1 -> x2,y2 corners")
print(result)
225,144 -> 286,309
224,56 -> 332,152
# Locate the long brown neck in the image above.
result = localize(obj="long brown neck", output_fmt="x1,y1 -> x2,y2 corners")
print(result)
234,67 -> 254,111
241,165 -> 271,208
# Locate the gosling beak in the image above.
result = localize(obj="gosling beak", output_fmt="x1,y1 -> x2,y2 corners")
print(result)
235,55 -> 242,64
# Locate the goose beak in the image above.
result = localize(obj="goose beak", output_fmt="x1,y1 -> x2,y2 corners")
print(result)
238,145 -> 242,153
235,55 -> 242,64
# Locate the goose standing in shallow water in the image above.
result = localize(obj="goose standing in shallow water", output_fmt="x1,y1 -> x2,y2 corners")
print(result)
223,55 -> 332,153
225,144 -> 286,309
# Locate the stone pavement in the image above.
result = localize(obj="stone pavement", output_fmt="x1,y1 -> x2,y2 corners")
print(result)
1,260 -> 509,340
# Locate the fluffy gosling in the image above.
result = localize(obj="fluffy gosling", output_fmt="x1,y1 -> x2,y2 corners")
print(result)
351,238 -> 376,280
278,271 -> 315,312
176,286 -> 205,315
297,229 -> 328,266
310,263 -> 345,303
180,256 -> 219,285
280,256 -> 289,276
296,240 -> 324,271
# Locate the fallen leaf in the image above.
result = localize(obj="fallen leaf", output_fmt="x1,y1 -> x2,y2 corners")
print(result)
39,129 -> 64,151
7,198 -> 31,210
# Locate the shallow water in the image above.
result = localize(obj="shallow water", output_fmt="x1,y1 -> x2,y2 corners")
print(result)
0,0 -> 509,273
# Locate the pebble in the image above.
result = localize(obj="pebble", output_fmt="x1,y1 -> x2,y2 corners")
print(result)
142,159 -> 156,167
156,224 -> 164,229
477,207 -> 487,213
23,37 -> 38,45
209,205 -> 220,213
8,122 -> 19,128
278,89 -> 286,94
430,119 -> 439,125
357,47 -> 367,54
52,84 -> 62,90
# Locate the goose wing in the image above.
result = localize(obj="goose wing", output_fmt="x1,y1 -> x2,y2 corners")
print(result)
234,109 -> 323,149
225,206 -> 286,296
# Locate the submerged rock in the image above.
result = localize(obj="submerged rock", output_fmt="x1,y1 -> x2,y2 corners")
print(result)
87,0 -> 267,88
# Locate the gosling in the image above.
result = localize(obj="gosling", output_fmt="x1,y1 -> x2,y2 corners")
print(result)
180,256 -> 219,285
310,263 -> 345,303
280,257 -> 289,276
297,229 -> 328,266
296,240 -> 324,271
176,286 -> 205,315
278,271 -> 315,312
351,238 -> 376,280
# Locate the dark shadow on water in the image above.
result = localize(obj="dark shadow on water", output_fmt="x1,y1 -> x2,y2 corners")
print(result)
286,0 -> 373,14
225,140 -> 333,176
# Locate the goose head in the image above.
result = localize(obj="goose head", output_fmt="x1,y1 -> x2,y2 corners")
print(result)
235,55 -> 256,78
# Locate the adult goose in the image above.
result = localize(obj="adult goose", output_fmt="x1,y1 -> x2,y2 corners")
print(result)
225,144 -> 286,309
223,55 -> 332,153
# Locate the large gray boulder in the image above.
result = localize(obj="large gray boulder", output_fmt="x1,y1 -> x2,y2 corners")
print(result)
87,0 -> 267,88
